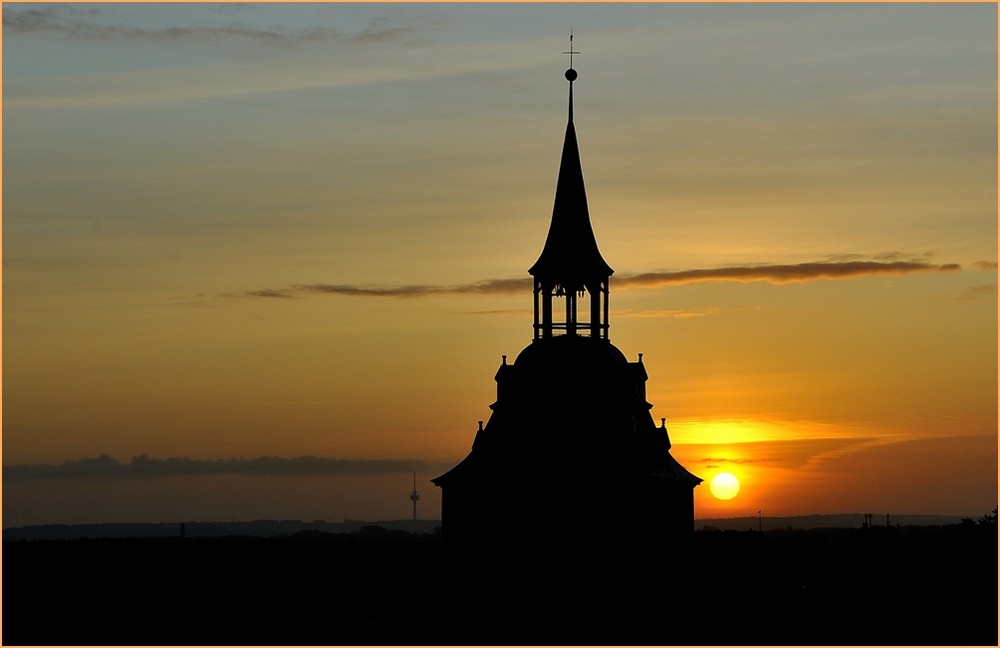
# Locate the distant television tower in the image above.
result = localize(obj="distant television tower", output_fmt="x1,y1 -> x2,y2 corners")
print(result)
409,472 -> 420,521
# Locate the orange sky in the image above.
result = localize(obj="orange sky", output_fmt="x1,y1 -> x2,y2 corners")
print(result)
3,3 -> 997,527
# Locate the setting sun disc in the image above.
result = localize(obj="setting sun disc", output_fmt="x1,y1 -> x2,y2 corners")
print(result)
709,472 -> 740,500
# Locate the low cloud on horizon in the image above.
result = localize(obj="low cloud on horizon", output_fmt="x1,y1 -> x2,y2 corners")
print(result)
3,454 -> 444,482
234,257 -> 967,301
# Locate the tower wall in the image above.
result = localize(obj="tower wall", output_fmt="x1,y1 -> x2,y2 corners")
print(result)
435,337 -> 700,553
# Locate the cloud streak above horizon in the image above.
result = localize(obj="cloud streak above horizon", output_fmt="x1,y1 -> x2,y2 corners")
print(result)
3,454 -> 440,482
616,260 -> 961,289
2,5 -> 416,46
236,259 -> 962,300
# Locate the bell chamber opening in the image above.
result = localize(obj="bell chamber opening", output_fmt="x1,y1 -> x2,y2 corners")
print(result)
532,278 -> 610,340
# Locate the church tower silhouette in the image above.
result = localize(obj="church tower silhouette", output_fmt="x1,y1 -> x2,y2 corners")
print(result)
433,50 -> 701,555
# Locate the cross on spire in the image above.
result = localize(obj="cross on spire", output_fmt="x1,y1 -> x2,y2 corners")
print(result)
562,31 -> 580,70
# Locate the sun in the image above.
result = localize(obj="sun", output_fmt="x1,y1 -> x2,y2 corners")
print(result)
709,472 -> 740,500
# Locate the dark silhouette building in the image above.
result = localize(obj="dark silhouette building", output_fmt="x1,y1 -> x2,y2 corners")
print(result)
433,59 -> 701,556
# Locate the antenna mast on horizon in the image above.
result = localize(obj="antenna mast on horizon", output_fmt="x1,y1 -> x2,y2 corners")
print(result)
409,472 -> 420,521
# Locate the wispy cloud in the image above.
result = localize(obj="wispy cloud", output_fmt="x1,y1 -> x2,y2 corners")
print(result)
618,307 -> 720,319
245,289 -> 297,299
235,258 -> 960,301
467,308 -> 533,317
2,6 -> 417,46
614,260 -> 960,288
955,283 -> 997,301
799,436 -> 908,472
301,277 -> 532,297
699,456 -> 768,468
235,277 -> 532,300
3,5 -> 462,111
3,454 -> 437,481
973,260 -> 998,270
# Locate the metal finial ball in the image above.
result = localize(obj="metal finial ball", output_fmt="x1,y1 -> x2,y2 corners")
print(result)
565,68 -> 578,82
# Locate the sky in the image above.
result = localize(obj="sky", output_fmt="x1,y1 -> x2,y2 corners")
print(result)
3,2 -> 997,528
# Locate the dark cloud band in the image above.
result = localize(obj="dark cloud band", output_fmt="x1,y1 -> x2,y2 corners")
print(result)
238,259 -> 960,300
2,6 -> 413,46
3,454 -> 436,481
616,260 -> 960,288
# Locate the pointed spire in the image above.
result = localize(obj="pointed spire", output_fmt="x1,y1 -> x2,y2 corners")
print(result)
529,35 -> 613,340
529,37 -> 613,291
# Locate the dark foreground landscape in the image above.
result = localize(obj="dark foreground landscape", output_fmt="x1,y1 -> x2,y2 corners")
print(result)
4,521 -> 996,646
